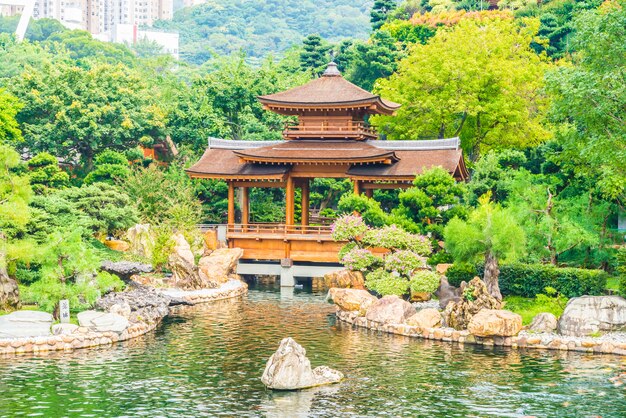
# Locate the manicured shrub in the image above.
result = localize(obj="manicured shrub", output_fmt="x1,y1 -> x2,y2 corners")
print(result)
617,248 -> 626,297
340,248 -> 382,272
362,225 -> 431,255
365,269 -> 409,297
409,270 -> 441,294
446,262 -> 478,287
445,262 -> 608,297
384,250 -> 425,276
331,214 -> 368,241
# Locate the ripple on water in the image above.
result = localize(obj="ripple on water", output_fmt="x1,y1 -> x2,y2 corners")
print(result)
0,284 -> 625,418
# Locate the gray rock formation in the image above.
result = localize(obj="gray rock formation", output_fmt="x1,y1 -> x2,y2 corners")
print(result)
443,277 -> 501,330
557,296 -> 626,337
435,276 -> 463,309
96,287 -> 173,324
365,295 -> 416,325
0,311 -> 53,338
261,337 -> 344,390
77,311 -> 130,333
100,260 -> 153,282
528,312 -> 558,333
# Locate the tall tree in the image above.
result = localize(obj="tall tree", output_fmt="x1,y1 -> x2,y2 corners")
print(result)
444,193 -> 526,300
346,30 -> 403,91
9,62 -> 166,171
299,34 -> 330,76
546,2 -> 625,202
373,17 -> 552,159
371,0 -> 398,30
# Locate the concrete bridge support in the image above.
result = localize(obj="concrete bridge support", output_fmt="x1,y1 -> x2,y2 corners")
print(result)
236,261 -> 341,287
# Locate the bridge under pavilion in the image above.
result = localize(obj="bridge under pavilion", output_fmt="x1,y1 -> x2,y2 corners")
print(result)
186,63 -> 468,283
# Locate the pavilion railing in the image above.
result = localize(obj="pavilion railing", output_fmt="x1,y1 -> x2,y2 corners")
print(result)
227,223 -> 333,236
284,121 -> 376,136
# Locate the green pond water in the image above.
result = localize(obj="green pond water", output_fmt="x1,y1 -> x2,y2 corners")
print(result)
0,281 -> 625,418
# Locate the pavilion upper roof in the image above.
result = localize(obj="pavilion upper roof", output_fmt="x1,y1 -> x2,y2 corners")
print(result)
258,63 -> 400,115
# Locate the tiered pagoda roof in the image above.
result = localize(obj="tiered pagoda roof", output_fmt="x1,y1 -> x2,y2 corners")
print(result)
186,63 -> 468,182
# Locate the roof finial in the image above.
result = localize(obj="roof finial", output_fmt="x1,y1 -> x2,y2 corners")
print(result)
322,60 -> 341,77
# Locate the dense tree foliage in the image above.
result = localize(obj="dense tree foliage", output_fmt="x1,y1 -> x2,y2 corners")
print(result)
154,0 -> 374,65
373,16 -> 552,158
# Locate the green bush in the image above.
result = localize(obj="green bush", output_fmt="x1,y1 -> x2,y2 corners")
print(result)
617,248 -> 626,297
365,269 -> 409,297
409,270 -> 441,294
446,262 -> 478,287
445,262 -> 607,297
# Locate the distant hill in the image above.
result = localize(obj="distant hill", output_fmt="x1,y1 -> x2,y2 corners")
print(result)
154,0 -> 374,65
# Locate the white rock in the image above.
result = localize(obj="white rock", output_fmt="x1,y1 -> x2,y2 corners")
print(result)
77,310 -> 129,333
0,310 -> 53,338
528,312 -> 558,333
52,323 -> 79,335
261,337 -> 343,390
558,296 -> 626,337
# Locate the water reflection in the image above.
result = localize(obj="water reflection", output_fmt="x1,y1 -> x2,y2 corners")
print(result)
0,283 -> 624,418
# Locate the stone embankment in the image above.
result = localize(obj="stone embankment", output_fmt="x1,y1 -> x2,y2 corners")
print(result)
331,284 -> 626,356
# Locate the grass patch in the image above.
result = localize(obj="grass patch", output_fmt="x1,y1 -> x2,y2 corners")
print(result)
503,295 -> 566,325
606,276 -> 620,292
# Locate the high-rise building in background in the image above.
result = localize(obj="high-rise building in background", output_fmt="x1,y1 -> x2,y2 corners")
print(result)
2,0 -> 178,58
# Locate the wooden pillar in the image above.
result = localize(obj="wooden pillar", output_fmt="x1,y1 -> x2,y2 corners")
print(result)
301,179 -> 310,227
241,186 -> 249,226
285,176 -> 295,226
365,188 -> 373,198
227,181 -> 235,225
353,179 -> 360,195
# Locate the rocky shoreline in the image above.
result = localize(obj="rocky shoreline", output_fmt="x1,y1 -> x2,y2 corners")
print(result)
0,280 -> 248,356
336,308 -> 626,356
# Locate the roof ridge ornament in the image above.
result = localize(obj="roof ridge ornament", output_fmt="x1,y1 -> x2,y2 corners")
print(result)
322,61 -> 341,77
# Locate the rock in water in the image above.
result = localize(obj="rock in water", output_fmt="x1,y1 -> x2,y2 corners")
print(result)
467,309 -> 522,337
365,295 -> 416,325
197,248 -> 244,287
557,296 -> 626,337
322,269 -> 365,290
327,288 -> 377,314
261,337 -> 344,390
443,277 -> 501,330
77,311 -> 129,333
528,312 -> 558,333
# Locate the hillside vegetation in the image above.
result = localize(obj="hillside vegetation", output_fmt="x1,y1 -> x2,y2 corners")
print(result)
154,0 -> 373,64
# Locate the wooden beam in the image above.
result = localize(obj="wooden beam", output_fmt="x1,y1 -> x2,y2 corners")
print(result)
227,181 -> 235,225
353,179 -> 360,195
233,181 -> 286,188
301,179 -> 310,226
365,188 -> 373,198
285,175 -> 295,226
360,182 -> 412,190
241,187 -> 249,226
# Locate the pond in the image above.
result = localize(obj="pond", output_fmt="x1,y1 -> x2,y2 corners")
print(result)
0,281 -> 624,417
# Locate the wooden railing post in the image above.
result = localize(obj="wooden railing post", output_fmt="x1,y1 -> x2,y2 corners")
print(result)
227,181 -> 235,225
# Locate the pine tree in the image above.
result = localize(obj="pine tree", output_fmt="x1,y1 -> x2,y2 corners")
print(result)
370,0 -> 397,31
299,34 -> 329,76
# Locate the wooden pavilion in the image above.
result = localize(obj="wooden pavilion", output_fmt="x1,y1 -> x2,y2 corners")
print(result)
186,63 -> 468,264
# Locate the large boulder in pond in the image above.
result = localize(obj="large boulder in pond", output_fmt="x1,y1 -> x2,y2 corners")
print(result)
198,248 -> 243,287
327,288 -> 377,314
323,269 -> 365,290
365,295 -> 416,325
557,296 -> 626,337
443,277 -> 501,330
261,337 -> 344,390
0,311 -> 53,338
96,287 -> 172,324
528,312 -> 558,333
468,309 -> 522,337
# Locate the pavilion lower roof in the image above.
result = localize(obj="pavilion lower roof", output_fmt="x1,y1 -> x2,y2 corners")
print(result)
186,138 -> 468,181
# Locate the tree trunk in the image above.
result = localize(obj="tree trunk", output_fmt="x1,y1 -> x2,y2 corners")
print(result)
483,251 -> 502,301
0,251 -> 20,311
